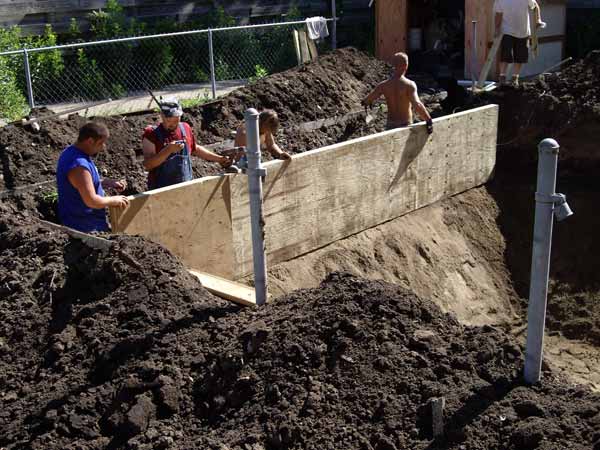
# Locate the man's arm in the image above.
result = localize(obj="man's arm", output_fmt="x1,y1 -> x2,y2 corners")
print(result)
68,167 -> 129,209
409,83 -> 431,122
193,144 -> 231,166
532,0 -> 543,25
408,83 -> 433,133
142,138 -> 183,171
362,83 -> 384,107
495,11 -> 503,36
493,0 -> 504,36
264,132 -> 291,160
101,178 -> 127,192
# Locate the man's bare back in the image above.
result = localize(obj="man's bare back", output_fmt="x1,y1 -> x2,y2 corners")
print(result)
363,52 -> 433,133
377,76 -> 416,127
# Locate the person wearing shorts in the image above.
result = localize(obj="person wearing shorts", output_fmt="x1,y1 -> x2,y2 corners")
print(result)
494,0 -> 544,86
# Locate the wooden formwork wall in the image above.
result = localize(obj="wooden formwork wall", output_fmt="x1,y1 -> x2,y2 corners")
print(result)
110,105 -> 498,280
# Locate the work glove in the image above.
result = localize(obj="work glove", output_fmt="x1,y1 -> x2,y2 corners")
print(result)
426,119 -> 433,135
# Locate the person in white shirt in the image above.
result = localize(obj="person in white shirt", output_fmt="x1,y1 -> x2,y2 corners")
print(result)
494,0 -> 545,86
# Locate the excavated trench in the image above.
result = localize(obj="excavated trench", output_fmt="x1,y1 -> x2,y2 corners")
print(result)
1,49 -> 600,448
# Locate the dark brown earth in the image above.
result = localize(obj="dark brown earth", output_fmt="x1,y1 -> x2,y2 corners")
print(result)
1,214 -> 598,450
1,48 -> 600,449
466,50 -> 600,176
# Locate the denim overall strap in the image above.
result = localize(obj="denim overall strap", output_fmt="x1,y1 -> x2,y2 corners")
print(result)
148,123 -> 194,190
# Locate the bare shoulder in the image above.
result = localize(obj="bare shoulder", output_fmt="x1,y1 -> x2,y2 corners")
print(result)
404,78 -> 417,90
376,78 -> 394,94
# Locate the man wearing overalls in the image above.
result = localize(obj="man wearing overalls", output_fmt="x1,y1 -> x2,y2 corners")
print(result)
141,97 -> 231,190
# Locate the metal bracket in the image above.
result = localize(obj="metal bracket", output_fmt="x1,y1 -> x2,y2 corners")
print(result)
535,192 -> 566,205
245,167 -> 267,177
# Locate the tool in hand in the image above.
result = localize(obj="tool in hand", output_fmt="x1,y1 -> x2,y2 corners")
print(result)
147,89 -> 162,108
364,106 -> 374,124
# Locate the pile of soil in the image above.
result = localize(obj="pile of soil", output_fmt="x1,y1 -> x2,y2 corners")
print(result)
0,48 -> 445,221
1,213 -> 599,450
468,51 -> 600,176
2,47 -> 600,450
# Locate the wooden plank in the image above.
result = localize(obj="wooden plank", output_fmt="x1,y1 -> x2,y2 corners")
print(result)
39,219 -> 114,251
477,35 -> 502,87
297,30 -> 311,63
292,30 -> 302,66
376,0 -> 407,62
189,270 -> 256,306
307,34 -> 319,61
465,0 -> 496,80
230,105 -> 499,279
109,175 -> 235,279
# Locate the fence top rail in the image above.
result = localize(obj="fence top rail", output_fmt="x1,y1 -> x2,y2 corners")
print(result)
0,18 -> 335,57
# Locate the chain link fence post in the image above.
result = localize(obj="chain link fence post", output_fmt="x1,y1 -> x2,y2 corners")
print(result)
208,28 -> 217,99
23,48 -> 35,109
331,0 -> 337,50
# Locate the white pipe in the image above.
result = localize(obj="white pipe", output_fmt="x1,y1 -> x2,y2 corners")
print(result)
244,108 -> 268,306
524,138 -> 573,384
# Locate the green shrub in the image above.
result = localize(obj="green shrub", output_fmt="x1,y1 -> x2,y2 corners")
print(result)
249,64 -> 269,83
76,49 -> 108,99
0,73 -> 28,121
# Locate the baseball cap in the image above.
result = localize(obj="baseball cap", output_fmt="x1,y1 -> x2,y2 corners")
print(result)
159,97 -> 183,117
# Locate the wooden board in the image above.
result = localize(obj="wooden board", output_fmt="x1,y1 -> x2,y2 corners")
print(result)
189,270 -> 256,306
229,105 -> 498,278
110,106 -> 498,281
477,35 -> 503,87
297,30 -> 311,63
39,219 -> 114,251
307,34 -> 319,60
292,30 -> 302,66
465,0 -> 497,80
109,175 -> 235,278
375,0 -> 407,62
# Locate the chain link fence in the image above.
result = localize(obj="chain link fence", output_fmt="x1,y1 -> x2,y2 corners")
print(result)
0,19 -> 335,121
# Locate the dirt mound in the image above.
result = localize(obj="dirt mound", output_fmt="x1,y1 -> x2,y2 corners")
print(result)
468,51 -> 600,176
2,239 -> 599,450
0,48 -> 447,220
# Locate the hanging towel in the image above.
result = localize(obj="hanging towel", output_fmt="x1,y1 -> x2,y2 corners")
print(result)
306,17 -> 329,41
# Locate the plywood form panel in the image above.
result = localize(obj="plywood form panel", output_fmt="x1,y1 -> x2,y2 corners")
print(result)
231,105 -> 498,279
109,176 -> 235,278
110,106 -> 498,281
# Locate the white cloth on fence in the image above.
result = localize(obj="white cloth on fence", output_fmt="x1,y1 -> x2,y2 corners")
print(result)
305,17 -> 329,41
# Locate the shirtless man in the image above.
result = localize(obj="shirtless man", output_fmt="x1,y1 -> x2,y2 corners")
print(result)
362,52 -> 433,133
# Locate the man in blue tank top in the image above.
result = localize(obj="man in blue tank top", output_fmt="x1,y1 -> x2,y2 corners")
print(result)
56,122 -> 129,232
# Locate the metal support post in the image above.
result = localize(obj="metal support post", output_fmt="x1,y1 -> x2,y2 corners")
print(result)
331,0 -> 337,50
244,108 -> 268,306
524,138 -> 573,384
208,29 -> 217,99
23,49 -> 35,109
471,21 -> 477,91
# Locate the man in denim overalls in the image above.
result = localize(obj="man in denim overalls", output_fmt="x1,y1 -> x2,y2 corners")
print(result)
141,97 -> 231,190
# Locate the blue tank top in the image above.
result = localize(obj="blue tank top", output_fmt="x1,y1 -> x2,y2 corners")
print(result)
56,145 -> 109,232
